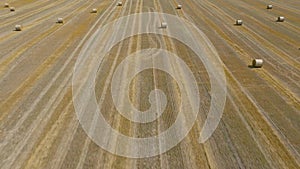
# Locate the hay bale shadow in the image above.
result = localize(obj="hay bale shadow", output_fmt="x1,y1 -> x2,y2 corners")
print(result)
248,65 -> 263,69
248,65 -> 255,69
234,23 -> 242,26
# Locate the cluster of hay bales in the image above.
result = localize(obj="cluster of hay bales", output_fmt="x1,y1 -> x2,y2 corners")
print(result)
235,5 -> 276,68
235,4 -> 287,26
4,3 -> 15,11
266,5 -> 285,22
13,17 -> 65,31
9,4 -> 102,31
15,25 -> 22,31
232,4 -> 291,69
161,22 -> 167,28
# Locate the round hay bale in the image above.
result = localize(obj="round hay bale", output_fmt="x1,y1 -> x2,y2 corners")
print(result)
117,2 -> 122,6
57,17 -> 64,23
177,5 -> 182,9
277,16 -> 285,22
15,25 -> 22,31
4,3 -> 9,8
252,59 -> 263,68
92,8 -> 97,13
10,7 -> 15,11
161,22 -> 167,28
236,19 -> 243,25
267,4 -> 273,9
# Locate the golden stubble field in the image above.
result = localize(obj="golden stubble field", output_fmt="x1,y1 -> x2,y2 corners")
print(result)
0,0 -> 299,168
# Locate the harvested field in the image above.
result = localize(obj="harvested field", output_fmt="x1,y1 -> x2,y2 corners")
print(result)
0,0 -> 299,168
